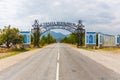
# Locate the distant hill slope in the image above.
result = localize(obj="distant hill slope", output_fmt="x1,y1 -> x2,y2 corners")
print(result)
41,31 -> 69,41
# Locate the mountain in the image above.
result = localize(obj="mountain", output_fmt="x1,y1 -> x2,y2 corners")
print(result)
41,31 -> 68,41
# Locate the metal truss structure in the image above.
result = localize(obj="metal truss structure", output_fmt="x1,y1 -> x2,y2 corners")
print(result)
32,19 -> 85,47
32,20 -> 78,34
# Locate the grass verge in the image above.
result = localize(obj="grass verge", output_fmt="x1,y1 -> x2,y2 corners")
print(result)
97,47 -> 120,53
0,48 -> 38,60
81,47 -> 96,51
64,43 -> 95,51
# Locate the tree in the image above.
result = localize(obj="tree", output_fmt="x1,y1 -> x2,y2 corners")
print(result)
40,33 -> 56,46
12,35 -> 24,48
61,33 -> 76,44
46,33 -> 56,44
40,35 -> 47,46
31,34 -> 34,45
61,37 -> 68,43
0,34 -> 3,45
33,28 -> 40,47
1,25 -> 23,48
47,33 -> 51,44
68,33 -> 76,44
75,32 -> 85,47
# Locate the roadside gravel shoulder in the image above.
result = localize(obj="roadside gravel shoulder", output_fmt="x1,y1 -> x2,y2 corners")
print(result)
66,44 -> 120,74
77,49 -> 120,74
0,44 -> 56,72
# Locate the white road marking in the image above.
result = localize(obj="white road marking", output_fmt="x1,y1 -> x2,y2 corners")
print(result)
56,44 -> 60,80
57,48 -> 60,60
56,62 -> 59,80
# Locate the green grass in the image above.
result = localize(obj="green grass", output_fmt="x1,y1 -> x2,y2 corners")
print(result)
66,43 -> 97,51
66,43 -> 120,53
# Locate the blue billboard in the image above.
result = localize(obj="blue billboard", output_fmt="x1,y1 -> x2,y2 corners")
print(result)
86,32 -> 96,45
20,31 -> 31,44
116,36 -> 120,45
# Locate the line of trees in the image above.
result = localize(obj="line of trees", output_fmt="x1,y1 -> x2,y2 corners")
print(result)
40,33 -> 56,46
61,33 -> 76,44
0,25 -> 58,49
31,32 -> 56,47
0,25 -> 24,48
61,33 -> 85,46
0,25 -> 57,49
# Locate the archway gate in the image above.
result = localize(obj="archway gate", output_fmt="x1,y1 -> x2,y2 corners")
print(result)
31,20 -> 85,47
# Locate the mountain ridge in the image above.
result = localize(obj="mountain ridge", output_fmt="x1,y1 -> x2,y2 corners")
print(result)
41,31 -> 69,41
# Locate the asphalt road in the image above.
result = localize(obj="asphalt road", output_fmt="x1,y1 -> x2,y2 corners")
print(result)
0,43 -> 120,80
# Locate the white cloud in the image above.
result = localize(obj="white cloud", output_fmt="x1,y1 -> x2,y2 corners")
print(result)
0,0 -> 120,34
52,1 -> 61,7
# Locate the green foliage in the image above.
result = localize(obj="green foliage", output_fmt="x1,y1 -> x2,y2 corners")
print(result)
47,33 -> 51,44
0,34 -> 3,45
0,25 -> 24,48
75,32 -> 85,47
61,32 -> 85,46
40,33 -> 56,46
46,33 -> 56,44
40,35 -> 47,46
31,34 -> 34,45
12,34 -> 24,46
33,28 -> 40,47
61,33 -> 76,44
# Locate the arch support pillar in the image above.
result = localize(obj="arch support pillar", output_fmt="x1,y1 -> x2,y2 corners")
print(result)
75,20 -> 85,48
32,20 -> 41,47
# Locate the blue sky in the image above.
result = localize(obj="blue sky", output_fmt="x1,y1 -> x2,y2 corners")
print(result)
0,0 -> 120,35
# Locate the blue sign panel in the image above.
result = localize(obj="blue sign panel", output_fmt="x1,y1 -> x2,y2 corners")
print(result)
116,36 -> 120,44
89,35 -> 93,43
86,32 -> 96,45
20,31 -> 31,44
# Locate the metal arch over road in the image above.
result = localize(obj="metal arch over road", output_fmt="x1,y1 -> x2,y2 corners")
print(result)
31,19 -> 85,47
32,20 -> 78,34
39,22 -> 77,34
